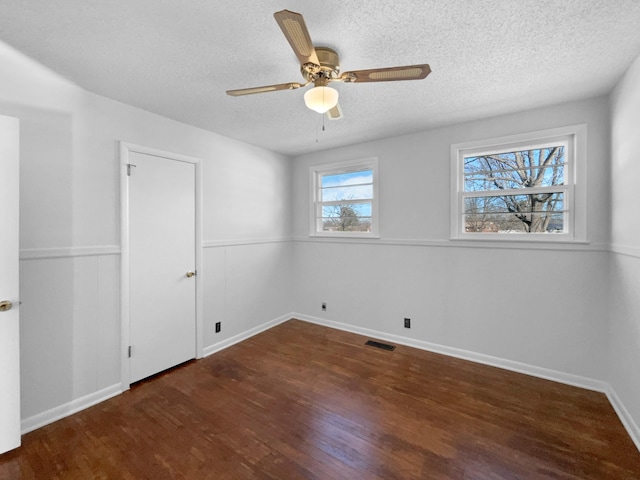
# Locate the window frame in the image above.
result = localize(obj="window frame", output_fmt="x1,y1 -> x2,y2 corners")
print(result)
309,157 -> 379,238
450,125 -> 587,243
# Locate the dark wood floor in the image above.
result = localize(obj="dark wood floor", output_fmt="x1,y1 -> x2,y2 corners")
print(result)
1,319 -> 639,479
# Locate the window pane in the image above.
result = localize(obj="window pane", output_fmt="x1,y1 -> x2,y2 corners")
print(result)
464,212 -> 565,234
322,203 -> 372,218
464,193 -> 564,215
321,203 -> 372,232
464,147 -> 565,192
321,170 -> 373,188
322,216 -> 372,232
321,170 -> 373,202
321,184 -> 373,202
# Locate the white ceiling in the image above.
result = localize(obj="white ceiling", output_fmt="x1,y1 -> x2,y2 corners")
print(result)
1,1 -> 639,156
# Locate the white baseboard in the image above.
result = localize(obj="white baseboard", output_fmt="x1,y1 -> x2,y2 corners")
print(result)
202,314 -> 291,358
21,384 -> 122,434
293,313 -> 608,392
606,384 -> 640,452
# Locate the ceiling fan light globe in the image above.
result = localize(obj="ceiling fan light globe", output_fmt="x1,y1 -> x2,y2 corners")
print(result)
304,86 -> 339,113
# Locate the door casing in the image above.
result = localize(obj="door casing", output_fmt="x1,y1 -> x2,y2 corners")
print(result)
120,142 -> 203,389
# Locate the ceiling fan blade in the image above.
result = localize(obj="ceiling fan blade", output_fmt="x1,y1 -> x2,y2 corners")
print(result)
340,64 -> 431,83
274,10 -> 320,67
226,82 -> 304,96
326,102 -> 343,120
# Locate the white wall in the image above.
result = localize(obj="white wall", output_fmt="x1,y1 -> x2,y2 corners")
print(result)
609,51 -> 640,440
0,41 -> 292,424
292,96 -> 611,382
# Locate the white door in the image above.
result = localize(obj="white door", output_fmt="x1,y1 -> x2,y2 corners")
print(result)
0,115 -> 21,453
128,151 -> 196,383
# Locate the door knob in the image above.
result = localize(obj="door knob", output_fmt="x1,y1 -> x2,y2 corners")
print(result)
0,300 -> 12,312
186,271 -> 196,278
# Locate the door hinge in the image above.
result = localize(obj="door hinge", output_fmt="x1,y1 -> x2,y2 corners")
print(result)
128,346 -> 132,358
126,164 -> 137,176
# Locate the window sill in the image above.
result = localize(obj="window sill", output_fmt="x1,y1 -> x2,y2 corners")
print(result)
310,232 -> 380,239
450,235 -> 589,245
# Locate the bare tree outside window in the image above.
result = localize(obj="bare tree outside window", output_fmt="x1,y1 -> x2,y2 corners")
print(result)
322,203 -> 371,232
464,146 -> 566,233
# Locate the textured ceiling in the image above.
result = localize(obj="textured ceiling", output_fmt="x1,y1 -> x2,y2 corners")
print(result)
1,1 -> 639,156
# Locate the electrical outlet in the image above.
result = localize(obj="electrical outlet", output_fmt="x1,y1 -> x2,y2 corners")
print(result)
215,322 -> 221,333
322,302 -> 327,311
404,318 -> 411,328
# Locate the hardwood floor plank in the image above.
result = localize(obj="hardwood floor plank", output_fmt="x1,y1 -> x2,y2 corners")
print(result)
1,319 -> 639,479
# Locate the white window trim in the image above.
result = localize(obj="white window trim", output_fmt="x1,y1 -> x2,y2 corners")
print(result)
450,124 -> 587,243
309,157 -> 379,238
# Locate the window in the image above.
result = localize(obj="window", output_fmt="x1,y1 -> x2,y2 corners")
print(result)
310,158 -> 379,237
450,125 -> 586,241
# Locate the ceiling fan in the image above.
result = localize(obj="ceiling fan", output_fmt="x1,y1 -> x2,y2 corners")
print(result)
226,9 -> 431,120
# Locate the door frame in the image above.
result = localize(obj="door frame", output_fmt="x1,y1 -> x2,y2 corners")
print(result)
119,142 -> 203,390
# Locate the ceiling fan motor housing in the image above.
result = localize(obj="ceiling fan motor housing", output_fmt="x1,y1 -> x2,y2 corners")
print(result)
302,47 -> 340,81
